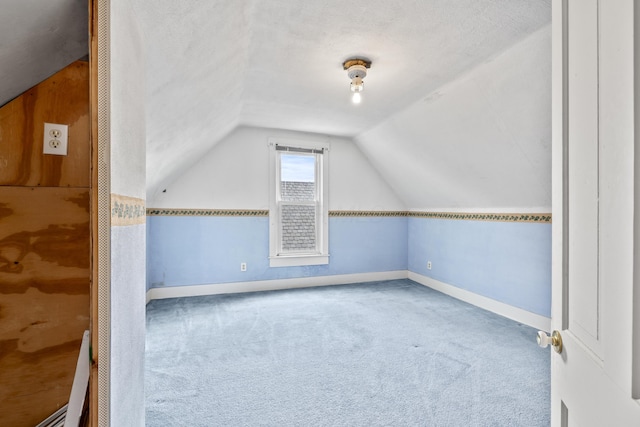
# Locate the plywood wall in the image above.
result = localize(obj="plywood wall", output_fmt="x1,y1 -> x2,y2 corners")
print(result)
0,61 -> 90,427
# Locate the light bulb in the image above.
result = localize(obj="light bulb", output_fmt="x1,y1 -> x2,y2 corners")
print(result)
352,92 -> 362,104
350,78 -> 364,93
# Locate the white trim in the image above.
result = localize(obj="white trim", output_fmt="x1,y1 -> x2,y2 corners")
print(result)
66,330 -> 90,427
146,270 -> 408,303
268,137 -> 330,267
408,271 -> 551,331
268,254 -> 329,267
145,270 -> 551,332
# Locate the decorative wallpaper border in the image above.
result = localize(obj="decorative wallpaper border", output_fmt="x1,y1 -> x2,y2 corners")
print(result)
146,208 -> 269,217
111,194 -> 146,226
329,211 -> 407,217
146,208 -> 551,223
408,212 -> 552,223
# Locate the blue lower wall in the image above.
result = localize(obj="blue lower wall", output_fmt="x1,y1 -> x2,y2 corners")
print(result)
407,217 -> 551,317
147,214 -> 551,318
146,215 -> 408,290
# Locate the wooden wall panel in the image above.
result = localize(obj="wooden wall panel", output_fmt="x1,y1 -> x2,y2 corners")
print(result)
0,60 -> 90,427
0,61 -> 89,188
0,187 -> 90,426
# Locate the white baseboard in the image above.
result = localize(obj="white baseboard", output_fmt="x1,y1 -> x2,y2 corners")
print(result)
146,270 -> 551,332
146,270 -> 409,304
408,271 -> 551,331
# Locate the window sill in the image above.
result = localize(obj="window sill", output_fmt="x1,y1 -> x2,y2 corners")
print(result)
269,254 -> 329,267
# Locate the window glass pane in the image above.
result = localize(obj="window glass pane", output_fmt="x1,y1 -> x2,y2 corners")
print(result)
281,205 -> 316,252
280,154 -> 315,201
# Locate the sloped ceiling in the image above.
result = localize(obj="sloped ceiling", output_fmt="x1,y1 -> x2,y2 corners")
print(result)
1,1 -> 551,208
130,0 -> 551,201
358,26 -> 551,210
0,0 -> 87,107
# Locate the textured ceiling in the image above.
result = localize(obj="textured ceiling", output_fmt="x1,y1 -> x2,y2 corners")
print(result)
0,0 -> 87,107
130,0 -> 551,197
357,26 -> 552,210
1,0 -> 551,203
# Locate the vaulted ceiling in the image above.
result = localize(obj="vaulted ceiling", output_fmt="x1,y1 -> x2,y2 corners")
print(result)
132,0 -> 551,202
2,0 -> 552,208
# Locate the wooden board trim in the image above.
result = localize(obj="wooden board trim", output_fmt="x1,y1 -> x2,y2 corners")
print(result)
89,0 -> 99,424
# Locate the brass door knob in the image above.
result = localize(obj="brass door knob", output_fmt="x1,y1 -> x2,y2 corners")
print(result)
537,330 -> 563,354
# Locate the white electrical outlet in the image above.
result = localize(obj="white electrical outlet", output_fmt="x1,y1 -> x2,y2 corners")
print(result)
240,262 -> 247,272
43,123 -> 69,155
427,261 -> 432,270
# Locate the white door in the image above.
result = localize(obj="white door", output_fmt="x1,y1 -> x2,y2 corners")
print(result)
550,1 -> 640,426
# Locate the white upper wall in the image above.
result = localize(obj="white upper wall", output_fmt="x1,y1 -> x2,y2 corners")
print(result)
111,0 -> 146,198
109,1 -> 146,426
148,126 -> 405,211
0,0 -> 87,107
150,26 -> 550,212
356,25 -> 551,211
130,0 -> 550,198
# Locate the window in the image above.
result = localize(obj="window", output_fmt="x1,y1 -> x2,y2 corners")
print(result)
268,138 -> 329,267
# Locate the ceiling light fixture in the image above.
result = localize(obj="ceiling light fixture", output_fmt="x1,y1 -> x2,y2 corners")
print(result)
343,58 -> 371,104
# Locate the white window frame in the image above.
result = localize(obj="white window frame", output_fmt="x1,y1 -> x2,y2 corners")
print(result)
268,137 -> 330,267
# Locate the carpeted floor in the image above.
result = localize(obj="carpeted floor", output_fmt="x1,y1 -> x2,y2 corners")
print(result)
145,279 -> 550,426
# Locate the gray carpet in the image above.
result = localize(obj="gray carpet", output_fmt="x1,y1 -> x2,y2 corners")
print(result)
145,279 -> 550,426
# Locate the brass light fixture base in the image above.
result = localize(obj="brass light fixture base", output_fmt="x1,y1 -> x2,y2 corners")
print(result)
342,58 -> 371,70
